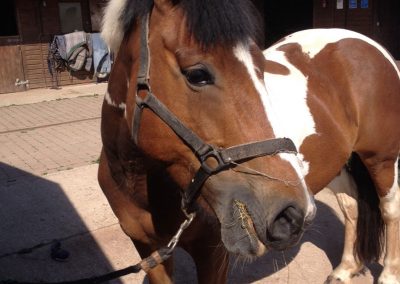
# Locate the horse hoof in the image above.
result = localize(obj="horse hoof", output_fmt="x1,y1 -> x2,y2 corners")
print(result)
354,266 -> 368,277
378,275 -> 400,284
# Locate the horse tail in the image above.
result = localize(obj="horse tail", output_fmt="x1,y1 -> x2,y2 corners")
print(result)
346,152 -> 385,263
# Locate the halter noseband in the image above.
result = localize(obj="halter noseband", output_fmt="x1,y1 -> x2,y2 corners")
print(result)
132,14 -> 298,212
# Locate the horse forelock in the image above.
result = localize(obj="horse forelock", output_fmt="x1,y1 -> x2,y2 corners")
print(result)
101,0 -> 152,52
175,0 -> 261,48
101,0 -> 261,52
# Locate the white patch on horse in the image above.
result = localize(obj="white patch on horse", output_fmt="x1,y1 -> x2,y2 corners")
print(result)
388,158 -> 399,197
262,47 -> 316,174
101,0 -> 127,52
275,28 -> 400,79
262,42 -> 317,198
325,169 -> 362,281
233,43 -> 316,218
104,91 -> 126,110
380,158 -> 400,221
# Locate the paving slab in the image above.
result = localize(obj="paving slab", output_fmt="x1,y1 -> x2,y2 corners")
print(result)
0,83 -> 107,107
0,118 -> 102,183
0,90 -> 104,183
0,95 -> 102,133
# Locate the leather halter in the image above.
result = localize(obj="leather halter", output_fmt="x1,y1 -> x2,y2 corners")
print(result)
132,14 -> 298,212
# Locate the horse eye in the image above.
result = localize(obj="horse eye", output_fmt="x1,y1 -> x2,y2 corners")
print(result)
182,68 -> 214,87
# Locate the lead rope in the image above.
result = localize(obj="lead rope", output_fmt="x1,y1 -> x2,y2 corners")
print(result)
129,210 -> 196,273
2,212 -> 195,284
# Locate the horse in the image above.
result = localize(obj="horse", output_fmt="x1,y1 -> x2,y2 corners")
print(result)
98,0 -> 400,283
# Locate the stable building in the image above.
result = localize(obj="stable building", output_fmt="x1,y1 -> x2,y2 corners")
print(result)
258,0 -> 399,59
0,0 -> 399,94
0,0 -> 107,94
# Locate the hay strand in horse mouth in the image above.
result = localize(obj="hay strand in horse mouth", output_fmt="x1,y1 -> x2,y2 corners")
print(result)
234,200 -> 258,238
232,199 -> 267,258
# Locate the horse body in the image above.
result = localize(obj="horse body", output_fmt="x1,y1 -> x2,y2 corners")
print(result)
264,28 -> 400,193
99,0 -> 400,283
264,28 -> 400,282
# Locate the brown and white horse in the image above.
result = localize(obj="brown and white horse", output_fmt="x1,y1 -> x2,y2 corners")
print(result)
99,0 -> 400,283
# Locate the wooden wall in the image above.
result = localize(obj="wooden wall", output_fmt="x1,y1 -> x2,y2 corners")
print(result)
373,0 -> 400,59
264,0 -> 314,47
313,0 -> 400,59
21,44 -> 48,90
346,4 -> 374,36
89,0 -> 108,32
20,43 -> 94,90
314,0 -> 373,33
0,46 -> 25,93
0,0 -> 96,94
313,1 -> 334,28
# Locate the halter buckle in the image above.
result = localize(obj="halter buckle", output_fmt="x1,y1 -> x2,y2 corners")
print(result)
137,79 -> 151,92
135,80 -> 151,108
200,147 -> 229,174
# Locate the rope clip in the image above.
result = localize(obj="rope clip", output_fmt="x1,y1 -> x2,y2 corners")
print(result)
166,212 -> 195,253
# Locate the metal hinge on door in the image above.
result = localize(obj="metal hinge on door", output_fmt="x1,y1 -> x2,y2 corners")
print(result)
15,78 -> 29,88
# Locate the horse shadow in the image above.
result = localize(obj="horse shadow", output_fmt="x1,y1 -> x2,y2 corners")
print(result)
226,200 -> 346,283
0,162 -> 123,283
167,197 -> 383,284
227,197 -> 384,283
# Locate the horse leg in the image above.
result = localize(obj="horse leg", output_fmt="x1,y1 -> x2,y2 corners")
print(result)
325,169 -> 364,283
377,160 -> 400,284
98,151 -> 174,283
131,239 -> 174,284
359,155 -> 400,284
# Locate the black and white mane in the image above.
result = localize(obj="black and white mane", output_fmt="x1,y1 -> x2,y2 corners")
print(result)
101,0 -> 260,52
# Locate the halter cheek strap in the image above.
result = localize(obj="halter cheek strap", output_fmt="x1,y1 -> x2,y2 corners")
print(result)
133,90 -> 297,210
136,13 -> 151,90
132,15 -> 298,212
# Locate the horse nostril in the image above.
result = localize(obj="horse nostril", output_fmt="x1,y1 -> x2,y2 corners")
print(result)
267,206 -> 304,245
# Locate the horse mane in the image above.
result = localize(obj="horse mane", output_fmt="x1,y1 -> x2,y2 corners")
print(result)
101,0 -> 260,52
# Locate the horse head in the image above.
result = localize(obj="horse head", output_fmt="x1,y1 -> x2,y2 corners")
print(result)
102,0 -> 316,259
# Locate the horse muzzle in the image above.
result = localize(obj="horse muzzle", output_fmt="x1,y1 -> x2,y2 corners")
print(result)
216,189 -> 311,257
201,158 -> 316,258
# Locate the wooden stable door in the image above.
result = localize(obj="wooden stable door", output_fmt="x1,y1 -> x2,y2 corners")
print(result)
0,45 -> 26,93
346,0 -> 374,36
373,0 -> 400,59
329,0 -> 374,37
314,0 -> 400,59
0,0 -> 27,93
